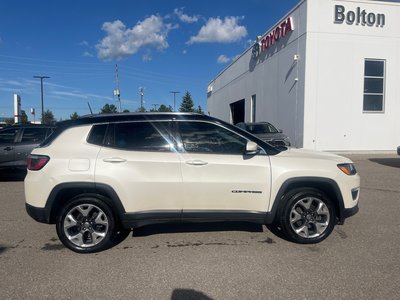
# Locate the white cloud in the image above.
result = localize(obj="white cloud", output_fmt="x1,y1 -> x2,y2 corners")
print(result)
142,52 -> 152,62
79,40 -> 89,47
82,51 -> 94,57
182,49 -> 187,55
174,8 -> 199,23
217,54 -> 230,64
96,16 -> 176,60
188,16 -> 247,44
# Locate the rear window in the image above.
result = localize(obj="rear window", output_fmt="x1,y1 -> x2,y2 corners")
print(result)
21,128 -> 50,143
109,121 -> 172,152
87,124 -> 108,146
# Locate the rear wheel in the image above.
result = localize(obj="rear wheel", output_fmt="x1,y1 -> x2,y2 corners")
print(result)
56,196 -> 119,253
278,188 -> 336,244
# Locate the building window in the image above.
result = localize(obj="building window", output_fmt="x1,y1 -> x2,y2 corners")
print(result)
363,59 -> 385,112
251,94 -> 256,122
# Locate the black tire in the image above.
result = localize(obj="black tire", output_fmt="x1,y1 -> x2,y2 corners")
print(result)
56,196 -> 120,253
278,188 -> 336,244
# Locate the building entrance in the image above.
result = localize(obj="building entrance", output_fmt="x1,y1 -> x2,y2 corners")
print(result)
230,99 -> 245,125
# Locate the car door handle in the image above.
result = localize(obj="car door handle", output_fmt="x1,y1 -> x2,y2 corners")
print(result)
3,146 -> 13,151
103,157 -> 127,163
185,160 -> 208,166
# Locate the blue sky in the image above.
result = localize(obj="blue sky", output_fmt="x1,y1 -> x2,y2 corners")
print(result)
0,0 -> 299,121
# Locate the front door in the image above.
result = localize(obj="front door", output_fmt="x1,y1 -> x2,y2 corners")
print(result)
0,128 -> 19,168
176,120 -> 271,214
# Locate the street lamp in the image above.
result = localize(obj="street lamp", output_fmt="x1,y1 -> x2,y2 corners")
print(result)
33,75 -> 50,123
170,91 -> 180,112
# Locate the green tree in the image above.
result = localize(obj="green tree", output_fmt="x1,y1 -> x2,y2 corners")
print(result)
123,109 -> 130,113
42,109 -> 55,124
179,91 -> 195,112
194,105 -> 204,114
136,106 -> 146,112
158,104 -> 173,112
70,112 -> 79,120
100,103 -> 118,114
21,110 -> 28,123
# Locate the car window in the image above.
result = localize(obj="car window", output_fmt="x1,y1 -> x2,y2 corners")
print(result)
87,124 -> 108,146
113,121 -> 172,152
0,128 -> 19,143
246,123 -> 278,134
178,121 -> 247,155
21,128 -> 49,143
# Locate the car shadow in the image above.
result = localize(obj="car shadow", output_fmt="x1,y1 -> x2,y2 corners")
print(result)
369,158 -> 400,169
171,289 -> 213,300
0,169 -> 27,182
132,221 -> 264,237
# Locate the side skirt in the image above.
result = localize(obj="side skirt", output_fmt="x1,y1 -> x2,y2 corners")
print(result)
120,210 -> 274,229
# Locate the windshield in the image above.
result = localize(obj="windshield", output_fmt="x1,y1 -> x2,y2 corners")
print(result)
245,123 -> 278,134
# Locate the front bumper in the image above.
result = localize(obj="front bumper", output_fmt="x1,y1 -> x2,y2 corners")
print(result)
26,203 -> 51,224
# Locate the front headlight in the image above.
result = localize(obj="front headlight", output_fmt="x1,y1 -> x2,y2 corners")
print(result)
337,163 -> 357,175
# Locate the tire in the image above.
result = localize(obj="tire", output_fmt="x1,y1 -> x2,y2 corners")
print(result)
56,196 -> 120,253
278,188 -> 336,244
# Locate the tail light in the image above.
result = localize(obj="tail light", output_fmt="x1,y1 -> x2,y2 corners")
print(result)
27,155 -> 50,171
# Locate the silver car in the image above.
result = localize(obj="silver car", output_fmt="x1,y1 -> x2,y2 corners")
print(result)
0,124 -> 54,169
236,122 -> 291,147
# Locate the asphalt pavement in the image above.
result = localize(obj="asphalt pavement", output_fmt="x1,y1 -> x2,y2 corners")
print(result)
0,154 -> 399,299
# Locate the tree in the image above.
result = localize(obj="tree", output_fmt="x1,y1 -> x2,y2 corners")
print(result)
70,112 -> 79,120
194,105 -> 204,114
179,91 -> 195,112
21,110 -> 28,123
100,104 -> 118,114
123,109 -> 130,113
158,104 -> 173,112
136,106 -> 146,113
42,109 -> 55,124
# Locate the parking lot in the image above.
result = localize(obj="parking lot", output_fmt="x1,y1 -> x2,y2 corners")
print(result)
0,154 -> 399,299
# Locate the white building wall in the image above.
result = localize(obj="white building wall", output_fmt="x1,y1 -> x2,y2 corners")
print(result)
208,2 -> 308,148
304,0 -> 400,151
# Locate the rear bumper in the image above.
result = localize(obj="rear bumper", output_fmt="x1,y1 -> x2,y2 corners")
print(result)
25,203 -> 51,224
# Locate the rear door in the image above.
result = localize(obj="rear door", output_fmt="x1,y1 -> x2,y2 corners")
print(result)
14,127 -> 50,167
0,128 -> 19,168
95,121 -> 183,214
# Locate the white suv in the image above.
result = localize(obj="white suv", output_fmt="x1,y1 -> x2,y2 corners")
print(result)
25,113 -> 360,253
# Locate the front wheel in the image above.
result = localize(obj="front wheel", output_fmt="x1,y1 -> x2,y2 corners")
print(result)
56,196 -> 118,253
278,188 -> 336,244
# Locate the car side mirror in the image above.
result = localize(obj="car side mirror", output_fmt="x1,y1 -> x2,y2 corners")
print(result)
244,141 -> 259,155
278,129 -> 283,133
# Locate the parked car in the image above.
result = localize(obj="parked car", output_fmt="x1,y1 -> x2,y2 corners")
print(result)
25,113 -> 359,253
0,124 -> 55,169
236,122 -> 291,147
397,146 -> 400,155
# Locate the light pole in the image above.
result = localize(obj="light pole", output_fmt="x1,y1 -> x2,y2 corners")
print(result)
170,91 -> 180,112
33,75 -> 50,123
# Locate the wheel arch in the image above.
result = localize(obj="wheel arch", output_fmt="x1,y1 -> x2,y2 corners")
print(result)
46,182 -> 125,224
269,177 -> 345,224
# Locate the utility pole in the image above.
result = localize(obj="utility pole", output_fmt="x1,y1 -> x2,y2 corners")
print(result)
33,75 -> 50,123
114,64 -> 121,112
140,87 -> 144,110
170,91 -> 180,112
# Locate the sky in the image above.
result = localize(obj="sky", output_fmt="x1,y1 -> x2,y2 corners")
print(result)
0,0 -> 299,121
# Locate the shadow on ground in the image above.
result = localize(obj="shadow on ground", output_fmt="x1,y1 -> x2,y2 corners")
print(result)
369,158 -> 400,168
171,289 -> 213,300
0,169 -> 27,182
132,222 -> 263,237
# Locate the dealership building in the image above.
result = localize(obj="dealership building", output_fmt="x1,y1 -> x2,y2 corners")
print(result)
207,0 -> 400,151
